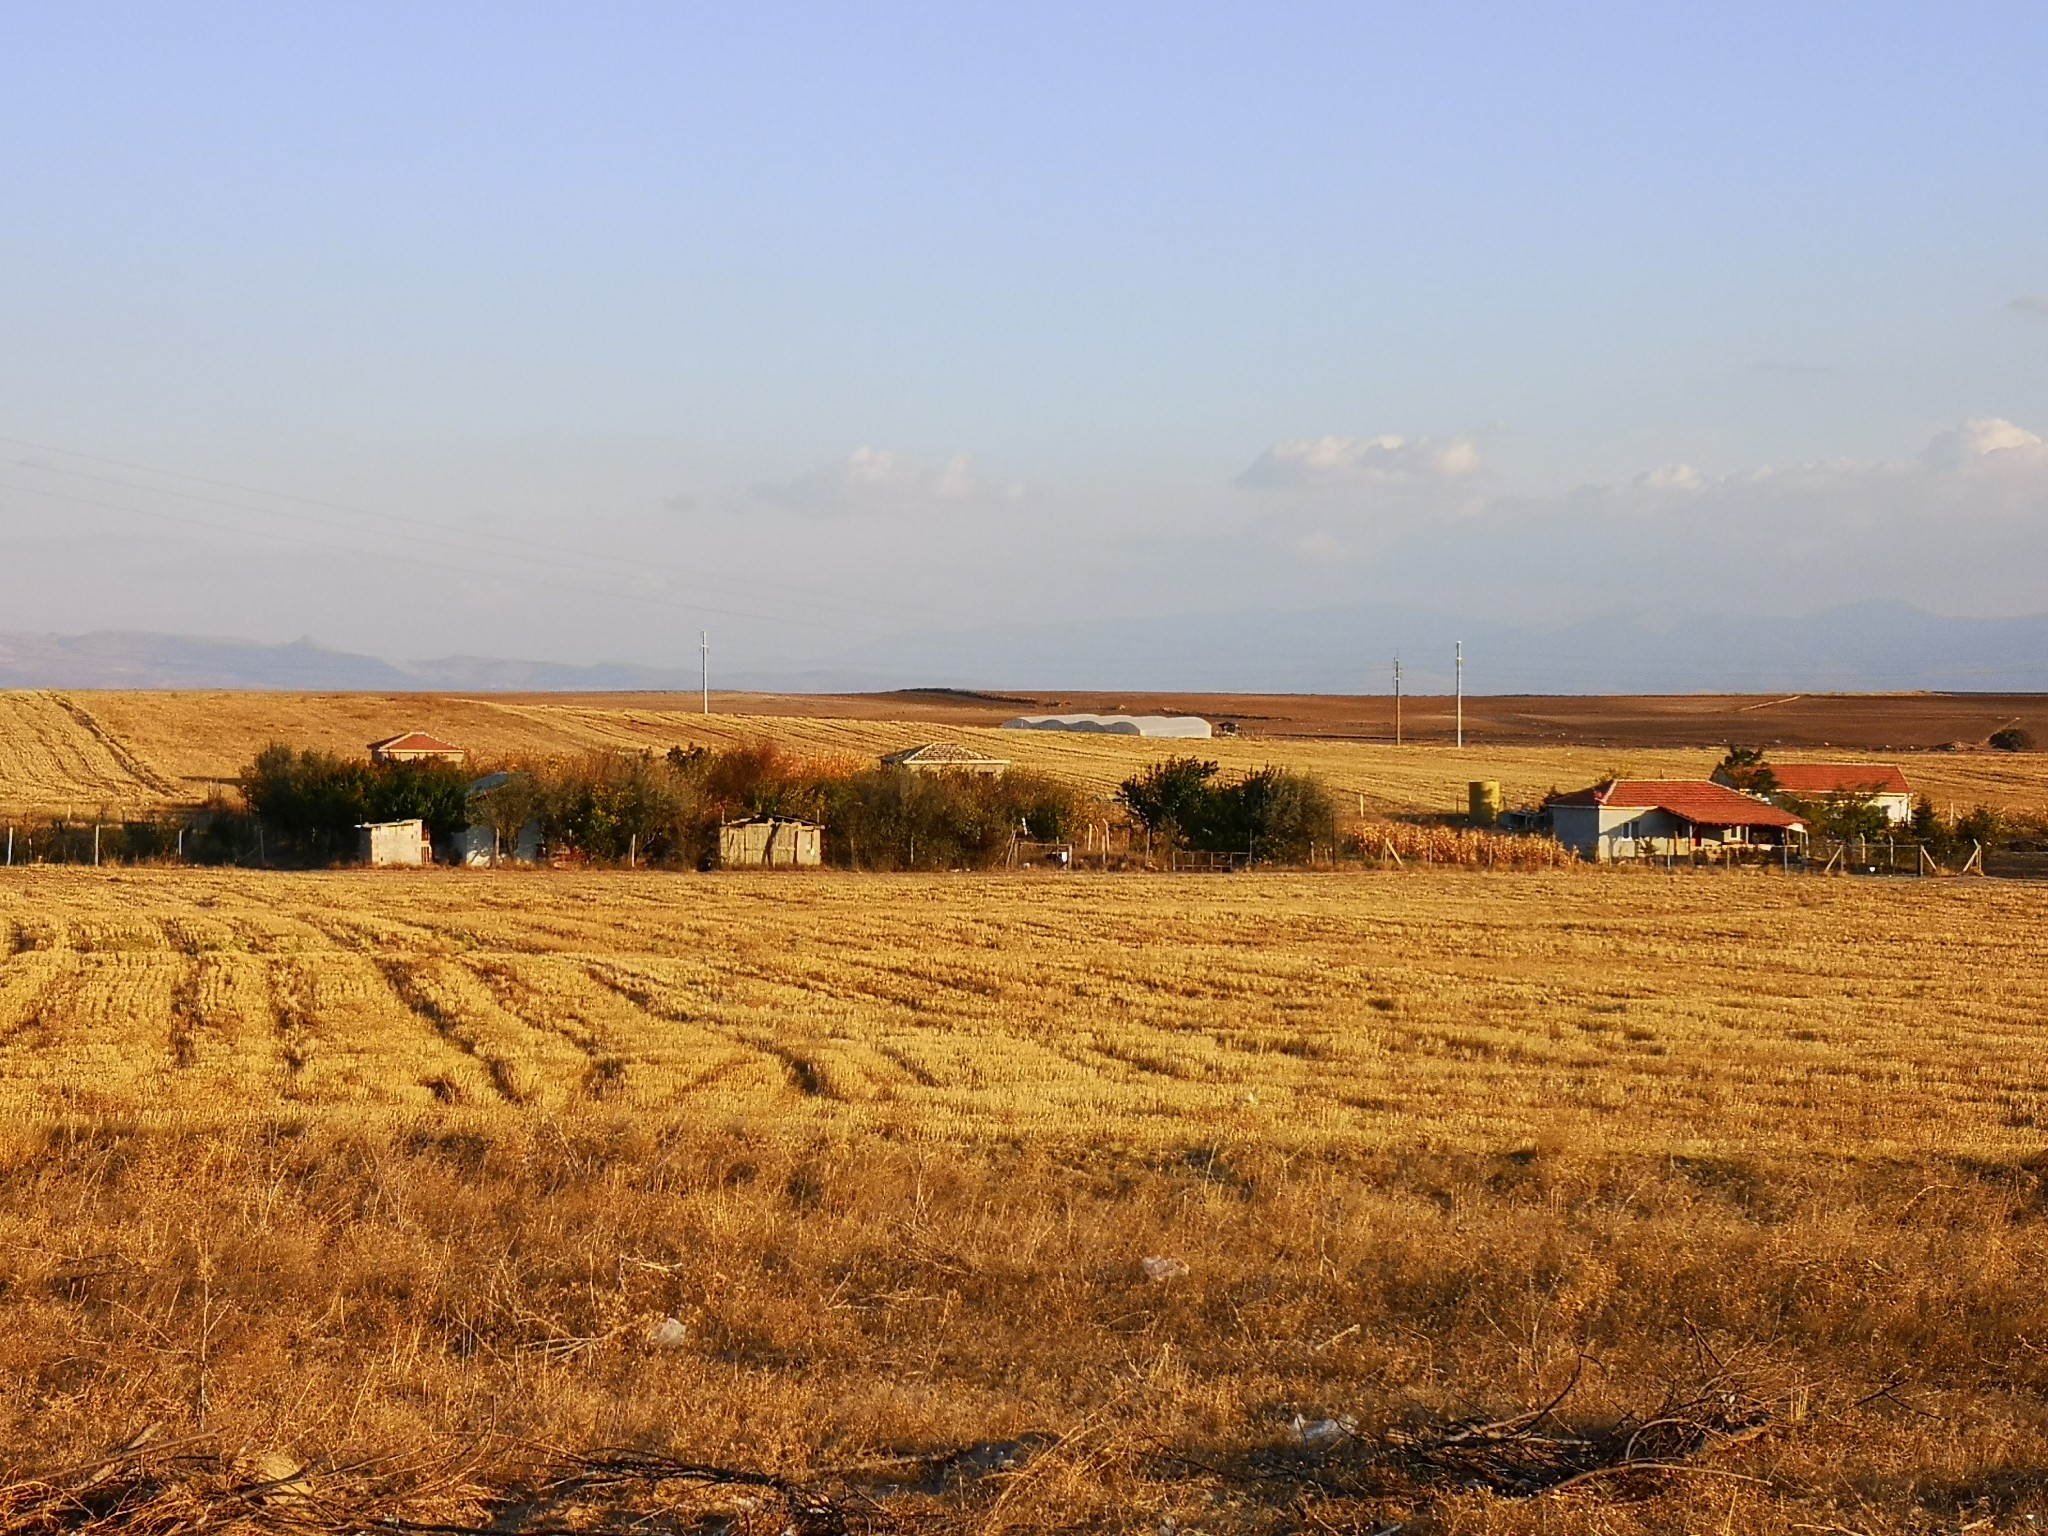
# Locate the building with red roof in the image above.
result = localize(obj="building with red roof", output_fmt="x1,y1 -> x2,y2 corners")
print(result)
368,731 -> 465,765
1550,779 -> 1805,862
1711,760 -> 1913,824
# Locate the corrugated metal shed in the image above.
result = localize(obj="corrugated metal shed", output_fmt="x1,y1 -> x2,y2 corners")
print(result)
720,818 -> 823,867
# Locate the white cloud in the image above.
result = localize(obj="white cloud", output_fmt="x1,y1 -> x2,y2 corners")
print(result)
1920,416 -> 2045,470
1151,417 -> 2048,622
1634,463 -> 1704,492
753,447 -> 1020,516
1237,433 -> 1479,489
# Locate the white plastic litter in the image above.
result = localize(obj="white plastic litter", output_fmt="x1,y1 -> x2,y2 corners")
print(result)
1288,1414 -> 1357,1446
648,1315 -> 688,1348
1140,1256 -> 1189,1282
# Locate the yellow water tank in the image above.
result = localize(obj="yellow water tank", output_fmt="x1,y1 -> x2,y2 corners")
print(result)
1468,780 -> 1503,827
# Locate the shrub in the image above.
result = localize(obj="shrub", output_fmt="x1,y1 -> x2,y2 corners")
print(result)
1209,767 -> 1338,861
1117,758 -> 1220,845
1116,759 -> 1337,861
1990,727 -> 2035,752
538,752 -> 699,863
821,767 -> 1083,870
1782,790 -> 1891,843
241,744 -> 470,863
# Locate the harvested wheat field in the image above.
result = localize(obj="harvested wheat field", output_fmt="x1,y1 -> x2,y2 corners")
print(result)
7,689 -> 2048,822
3,866 -> 2046,1533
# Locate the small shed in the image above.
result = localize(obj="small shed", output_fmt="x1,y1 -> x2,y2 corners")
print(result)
369,731 -> 465,765
1549,780 -> 1804,862
881,742 -> 1009,774
720,818 -> 823,868
359,818 -> 432,867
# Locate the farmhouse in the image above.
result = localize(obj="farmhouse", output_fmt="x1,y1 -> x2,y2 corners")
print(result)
881,742 -> 1009,774
1549,780 -> 1805,862
1002,713 -> 1213,739
358,818 -> 432,867
1715,761 -> 1914,824
720,817 -> 823,867
369,731 -> 465,765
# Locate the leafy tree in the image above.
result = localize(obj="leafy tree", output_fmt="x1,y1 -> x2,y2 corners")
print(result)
240,743 -> 468,862
1990,726 -> 2035,752
1716,745 -> 1778,796
1116,757 -> 1336,861
1783,790 -> 1890,842
1955,805 -> 2004,849
1207,767 -> 1338,861
1116,758 -> 1220,844
1910,795 -> 1941,843
820,766 -> 1083,870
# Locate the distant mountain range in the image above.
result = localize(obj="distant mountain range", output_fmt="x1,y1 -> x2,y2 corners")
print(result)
0,601 -> 2042,693
0,631 -> 699,692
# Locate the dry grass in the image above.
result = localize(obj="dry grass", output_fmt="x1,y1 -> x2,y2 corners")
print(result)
6,689 -> 2048,823
1,867 -> 2045,1532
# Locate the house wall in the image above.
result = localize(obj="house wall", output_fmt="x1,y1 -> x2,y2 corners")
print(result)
454,820 -> 542,866
360,820 -> 429,867
1551,805 -> 1786,861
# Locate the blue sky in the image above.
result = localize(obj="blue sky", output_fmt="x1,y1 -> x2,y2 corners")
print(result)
2,3 -> 2045,672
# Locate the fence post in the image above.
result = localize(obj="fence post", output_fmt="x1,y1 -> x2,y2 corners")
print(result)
93,825 -> 100,867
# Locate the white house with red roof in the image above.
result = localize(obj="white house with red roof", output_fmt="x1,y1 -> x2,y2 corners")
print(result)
1711,761 -> 1913,825
1550,779 -> 1806,862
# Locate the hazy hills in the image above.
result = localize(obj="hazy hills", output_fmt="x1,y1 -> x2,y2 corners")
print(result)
0,601 -> 2042,694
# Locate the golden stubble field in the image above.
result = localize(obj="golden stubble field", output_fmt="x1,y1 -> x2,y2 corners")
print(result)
6,688 -> 2048,821
3,866 -> 2046,1532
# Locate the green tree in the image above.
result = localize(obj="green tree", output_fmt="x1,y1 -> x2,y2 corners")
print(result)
1716,745 -> 1778,796
1910,795 -> 1941,844
1116,758 -> 1220,844
1208,767 -> 1338,861
1783,790 -> 1890,842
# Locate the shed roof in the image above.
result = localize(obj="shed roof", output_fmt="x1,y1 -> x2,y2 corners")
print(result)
369,731 -> 462,755
1763,762 -> 1911,797
881,742 -> 1010,768
1551,779 -> 1804,828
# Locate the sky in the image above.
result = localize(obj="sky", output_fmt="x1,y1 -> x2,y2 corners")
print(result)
1,2 -> 2045,679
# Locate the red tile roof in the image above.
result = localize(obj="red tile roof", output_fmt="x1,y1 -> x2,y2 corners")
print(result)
1552,780 -> 1804,828
369,732 -> 462,754
1762,762 -> 1911,797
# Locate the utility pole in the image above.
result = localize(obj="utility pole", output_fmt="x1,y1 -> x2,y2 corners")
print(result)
1455,641 -> 1464,749
1393,654 -> 1402,746
700,630 -> 710,715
